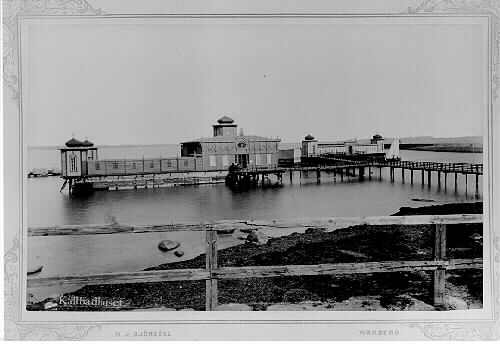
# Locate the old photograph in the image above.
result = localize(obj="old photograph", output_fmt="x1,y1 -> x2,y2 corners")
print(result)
3,0 -> 499,341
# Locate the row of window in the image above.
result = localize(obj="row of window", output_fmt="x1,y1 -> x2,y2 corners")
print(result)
92,160 -> 194,171
72,154 -> 274,173
208,154 -> 272,167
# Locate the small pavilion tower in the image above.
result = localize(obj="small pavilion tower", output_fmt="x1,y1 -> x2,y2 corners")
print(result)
301,134 -> 318,157
370,133 -> 384,152
60,137 -> 98,178
212,116 -> 238,137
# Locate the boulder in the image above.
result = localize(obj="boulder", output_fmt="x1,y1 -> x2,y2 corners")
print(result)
158,240 -> 180,252
304,227 -> 326,234
174,250 -> 184,257
240,227 -> 258,234
44,301 -> 58,310
447,296 -> 469,310
246,230 -> 269,245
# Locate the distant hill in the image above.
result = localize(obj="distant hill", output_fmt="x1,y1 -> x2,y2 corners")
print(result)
389,135 -> 483,145
383,136 -> 483,153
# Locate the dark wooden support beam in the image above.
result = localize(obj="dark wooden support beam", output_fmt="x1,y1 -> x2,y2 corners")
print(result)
432,223 -> 447,307
205,230 -> 218,311
358,167 -> 365,181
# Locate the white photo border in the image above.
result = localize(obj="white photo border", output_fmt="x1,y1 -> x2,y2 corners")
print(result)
3,0 -> 499,340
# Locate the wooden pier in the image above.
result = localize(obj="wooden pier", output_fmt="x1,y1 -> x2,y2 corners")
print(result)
286,156 -> 483,193
225,166 -> 285,190
62,155 -> 483,195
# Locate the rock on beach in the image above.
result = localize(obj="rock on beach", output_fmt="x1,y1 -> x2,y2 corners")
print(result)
246,230 -> 269,245
158,240 -> 180,252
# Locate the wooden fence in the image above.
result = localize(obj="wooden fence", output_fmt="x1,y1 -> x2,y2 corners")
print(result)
27,214 -> 483,310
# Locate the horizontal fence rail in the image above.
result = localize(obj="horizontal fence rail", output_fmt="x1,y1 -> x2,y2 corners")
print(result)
27,214 -> 483,310
27,259 -> 482,289
28,214 -> 482,237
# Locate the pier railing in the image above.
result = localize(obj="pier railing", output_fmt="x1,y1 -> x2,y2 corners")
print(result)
302,155 -> 484,174
27,214 -> 483,310
383,160 -> 483,174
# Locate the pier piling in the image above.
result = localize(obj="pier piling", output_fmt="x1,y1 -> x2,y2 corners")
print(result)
427,171 -> 431,188
358,167 -> 365,181
410,169 -> 413,185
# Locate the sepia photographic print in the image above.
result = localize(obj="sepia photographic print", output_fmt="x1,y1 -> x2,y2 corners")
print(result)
2,0 -> 500,340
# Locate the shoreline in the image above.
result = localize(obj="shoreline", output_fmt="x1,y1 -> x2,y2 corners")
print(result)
403,144 -> 482,153
28,201 -> 483,312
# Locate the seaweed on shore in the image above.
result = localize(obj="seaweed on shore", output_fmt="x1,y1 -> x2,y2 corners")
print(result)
28,202 -> 483,311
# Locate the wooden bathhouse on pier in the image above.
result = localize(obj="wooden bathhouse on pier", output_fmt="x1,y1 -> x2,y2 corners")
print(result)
59,116 -> 281,193
181,116 -> 280,170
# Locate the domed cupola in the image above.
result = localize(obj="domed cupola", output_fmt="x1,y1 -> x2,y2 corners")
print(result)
217,116 -> 234,124
81,139 -> 94,147
302,134 -> 318,157
65,137 -> 83,147
213,115 -> 238,137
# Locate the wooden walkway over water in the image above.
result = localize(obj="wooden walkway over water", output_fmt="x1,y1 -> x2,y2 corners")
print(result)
63,155 -> 483,194
282,156 -> 483,193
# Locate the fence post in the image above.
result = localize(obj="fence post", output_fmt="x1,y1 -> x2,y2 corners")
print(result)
205,229 -> 218,311
433,223 -> 447,307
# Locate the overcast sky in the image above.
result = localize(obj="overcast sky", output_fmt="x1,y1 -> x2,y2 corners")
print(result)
24,19 -> 485,146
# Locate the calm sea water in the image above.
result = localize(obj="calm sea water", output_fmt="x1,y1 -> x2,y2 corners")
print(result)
27,145 -> 483,299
